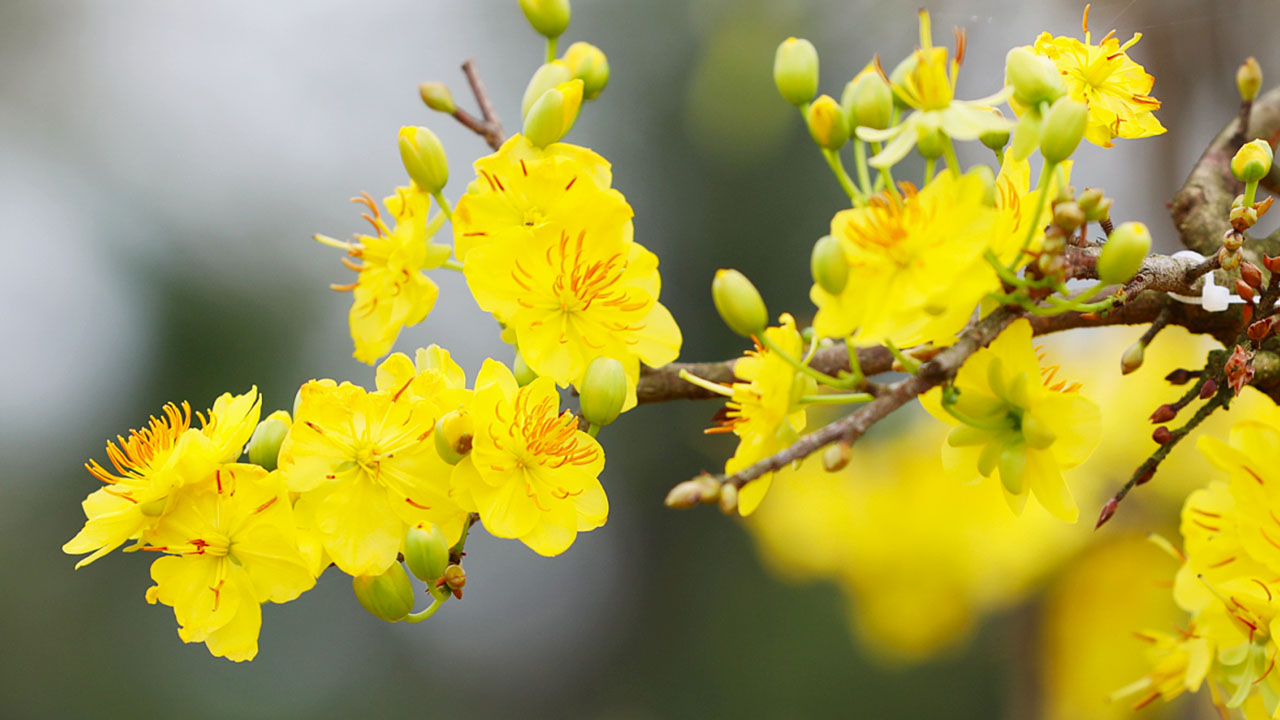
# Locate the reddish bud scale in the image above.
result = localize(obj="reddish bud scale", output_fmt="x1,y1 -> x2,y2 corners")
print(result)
1150,404 -> 1176,423
1236,279 -> 1256,303
1135,467 -> 1156,486
1264,255 -> 1280,274
1242,303 -> 1255,327
1249,318 -> 1274,343
1201,379 -> 1218,399
1096,497 -> 1119,529
1242,262 -> 1263,289
1165,369 -> 1195,385
1153,426 -> 1172,444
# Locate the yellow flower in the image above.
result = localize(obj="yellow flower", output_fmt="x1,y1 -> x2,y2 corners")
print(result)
1024,5 -> 1165,148
463,205 -> 681,411
857,10 -> 1013,168
64,389 -> 261,568
450,360 -> 607,556
921,319 -> 1101,522
315,186 -> 451,364
993,149 -> 1073,260
810,170 -> 1003,348
277,369 -> 468,577
451,134 -> 620,262
143,464 -> 315,662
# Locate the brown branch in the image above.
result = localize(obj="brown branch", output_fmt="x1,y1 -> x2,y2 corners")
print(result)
452,60 -> 505,151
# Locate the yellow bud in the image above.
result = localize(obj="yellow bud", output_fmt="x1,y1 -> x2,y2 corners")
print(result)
810,234 -> 848,294
442,564 -> 467,596
418,82 -> 456,114
398,126 -> 449,194
718,483 -> 739,515
1121,341 -> 1145,375
579,356 -> 627,427
773,37 -> 819,106
521,61 -> 573,118
513,350 -> 538,386
1231,139 -> 1273,183
246,410 -> 291,472
1098,221 -> 1152,285
518,0 -> 570,39
1039,98 -> 1087,164
433,409 -> 473,465
840,71 -> 893,130
806,94 -> 849,150
1005,46 -> 1065,108
1238,57 -> 1263,102
352,563 -> 415,623
522,79 -> 584,148
711,269 -> 768,338
404,524 -> 451,583
562,41 -> 609,100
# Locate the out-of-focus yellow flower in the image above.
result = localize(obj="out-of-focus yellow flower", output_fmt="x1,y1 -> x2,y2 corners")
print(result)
921,319 -> 1101,522
812,170 -> 1002,348
143,464 -> 315,662
315,186 -> 451,364
1022,5 -> 1165,148
994,149 -> 1072,260
64,389 -> 261,568
451,360 -> 607,556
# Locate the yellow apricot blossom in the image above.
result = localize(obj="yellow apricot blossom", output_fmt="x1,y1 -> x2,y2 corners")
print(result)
143,464 -> 315,662
451,360 -> 607,556
315,186 -> 451,364
64,388 -> 261,568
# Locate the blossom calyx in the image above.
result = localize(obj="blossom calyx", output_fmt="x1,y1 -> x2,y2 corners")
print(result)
712,269 -> 768,338
806,94 -> 849,150
579,356 -> 627,428
434,409 -> 473,465
1097,221 -> 1151,285
404,524 -> 451,583
419,82 -> 456,114
352,563 -> 416,622
398,126 -> 449,194
810,234 -> 848,294
1039,98 -> 1087,164
562,42 -> 609,100
246,410 -> 291,471
773,37 -> 819,106
1005,46 -> 1065,108
841,71 -> 893,131
1231,139 -> 1273,183
522,79 -> 584,148
518,0 -> 570,39
1238,57 -> 1262,102
521,61 -> 573,118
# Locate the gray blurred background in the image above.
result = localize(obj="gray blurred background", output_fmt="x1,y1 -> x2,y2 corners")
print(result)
3,0 -> 1275,717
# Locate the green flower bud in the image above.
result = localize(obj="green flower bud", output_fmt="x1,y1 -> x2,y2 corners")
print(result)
806,94 -> 849,150
562,41 -> 609,100
513,350 -> 538,386
404,524 -> 450,583
418,82 -> 456,114
979,108 -> 1011,152
773,37 -> 819,106
521,61 -> 573,118
1232,139 -> 1273,183
810,234 -> 848,295
1238,57 -> 1263,103
840,71 -> 893,131
434,409 -> 473,465
352,563 -> 415,623
1009,108 -> 1042,161
1077,188 -> 1104,215
1097,221 -> 1152,285
398,126 -> 449,194
579,356 -> 627,427
1053,201 -> 1085,232
523,79 -> 583,148
247,410 -> 291,472
518,0 -> 570,39
712,269 -> 768,338
915,122 -> 946,160
1005,46 -> 1065,108
1039,98 -> 1087,164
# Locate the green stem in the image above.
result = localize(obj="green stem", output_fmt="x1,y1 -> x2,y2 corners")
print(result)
853,140 -> 872,196
403,594 -> 448,623
872,141 -> 900,200
546,37 -> 558,63
942,390 -> 1015,431
758,332 -> 852,389
1245,179 -> 1259,208
587,423 -> 601,438
924,158 -> 936,184
884,339 -> 919,374
432,192 -> 454,221
799,393 -> 874,405
1013,160 -> 1056,266
941,135 -> 961,177
443,258 -> 465,272
844,338 -> 864,387
823,149 -> 861,205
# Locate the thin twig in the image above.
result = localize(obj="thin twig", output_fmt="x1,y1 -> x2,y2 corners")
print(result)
462,59 -> 504,150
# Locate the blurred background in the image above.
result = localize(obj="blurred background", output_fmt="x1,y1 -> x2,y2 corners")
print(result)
4,0 -> 1279,717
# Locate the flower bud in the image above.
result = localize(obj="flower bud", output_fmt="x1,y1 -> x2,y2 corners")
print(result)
1201,378 -> 1218,398
1165,368 -> 1194,385
664,476 -> 720,508
1242,261 -> 1263,289
1077,188 -> 1104,215
822,442 -> 852,472
1039,98 -> 1087,164
352,563 -> 415,622
1238,57 -> 1263,102
247,410 -> 291,472
523,79 -> 584,148
1150,404 -> 1176,424
712,269 -> 768,338
579,356 -> 627,427
1231,139 -> 1273,183
1052,201 -> 1085,232
398,126 -> 449,194
513,351 -> 538,386
1005,46 -> 1065,108
442,564 -> 467,599
718,483 -> 739,515
840,71 -> 893,130
521,61 -> 573,118
1097,221 -> 1151,285
1152,426 -> 1172,445
773,37 -> 819,106
1121,342 -> 1145,375
979,109 -> 1011,152
434,409 -> 473,465
810,234 -> 848,295
562,41 -> 609,100
404,524 -> 450,583
915,123 -> 946,160
418,82 -> 456,114
1085,196 -> 1113,223
519,0 -> 570,39
806,94 -> 849,150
